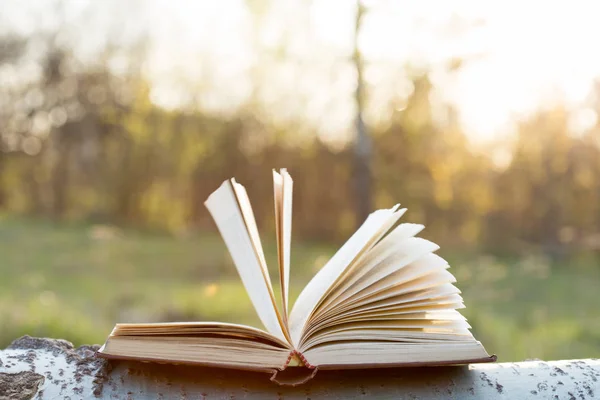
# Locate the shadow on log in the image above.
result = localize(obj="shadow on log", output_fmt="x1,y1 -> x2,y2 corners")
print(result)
1,336 -> 599,399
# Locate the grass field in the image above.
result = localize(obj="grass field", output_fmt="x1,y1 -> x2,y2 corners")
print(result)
1,216 -> 599,362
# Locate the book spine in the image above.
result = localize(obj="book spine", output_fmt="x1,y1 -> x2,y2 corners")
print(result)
271,350 -> 318,386
294,350 -> 316,369
283,350 -> 316,369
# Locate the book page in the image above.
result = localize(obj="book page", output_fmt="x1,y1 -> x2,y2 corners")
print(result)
101,335 -> 290,371
333,268 -> 457,315
303,341 -> 491,367
326,302 -> 466,324
273,169 -> 293,325
110,321 -> 291,348
205,180 -> 287,343
288,205 -> 401,346
316,231 -> 435,313
312,319 -> 472,335
231,181 -> 271,284
322,223 -> 424,298
301,316 -> 474,353
303,297 -> 465,339
358,283 -> 462,312
304,306 -> 467,339
322,249 -> 445,313
301,270 -> 460,343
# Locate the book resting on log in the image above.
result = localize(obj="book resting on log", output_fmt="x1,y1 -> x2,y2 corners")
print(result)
97,169 -> 495,385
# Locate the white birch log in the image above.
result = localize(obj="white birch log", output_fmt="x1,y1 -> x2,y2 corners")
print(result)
1,336 -> 598,399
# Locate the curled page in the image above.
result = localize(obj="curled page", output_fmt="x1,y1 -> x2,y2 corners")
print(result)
288,206 -> 401,346
205,180 -> 287,343
273,169 -> 293,326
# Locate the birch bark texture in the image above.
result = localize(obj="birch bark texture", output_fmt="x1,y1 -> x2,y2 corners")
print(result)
1,336 -> 599,399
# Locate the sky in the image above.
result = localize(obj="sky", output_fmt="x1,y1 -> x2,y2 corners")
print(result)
3,0 -> 600,144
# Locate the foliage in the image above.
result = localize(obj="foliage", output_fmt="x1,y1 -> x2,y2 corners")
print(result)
1,2 -> 599,362
1,41 -> 600,257
0,217 -> 598,361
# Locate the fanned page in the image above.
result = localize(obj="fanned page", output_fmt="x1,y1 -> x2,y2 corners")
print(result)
288,205 -> 403,346
205,180 -> 288,343
99,322 -> 291,371
99,171 -> 494,382
287,207 -> 493,367
273,169 -> 293,324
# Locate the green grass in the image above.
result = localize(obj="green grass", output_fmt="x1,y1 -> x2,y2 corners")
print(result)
0,215 -> 598,362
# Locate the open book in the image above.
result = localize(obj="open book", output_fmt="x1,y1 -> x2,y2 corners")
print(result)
97,169 -> 495,385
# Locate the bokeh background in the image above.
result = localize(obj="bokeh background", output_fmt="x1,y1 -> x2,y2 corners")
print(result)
1,0 -> 599,362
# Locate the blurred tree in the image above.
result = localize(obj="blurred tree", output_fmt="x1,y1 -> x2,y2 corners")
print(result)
0,35 -> 27,207
353,0 -> 372,226
0,0 -> 598,261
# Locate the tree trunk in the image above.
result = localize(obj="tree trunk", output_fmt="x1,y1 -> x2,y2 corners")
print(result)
353,1 -> 372,226
50,127 -> 74,219
2,336 -> 599,399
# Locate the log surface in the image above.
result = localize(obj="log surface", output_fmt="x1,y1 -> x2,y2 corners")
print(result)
1,336 -> 599,399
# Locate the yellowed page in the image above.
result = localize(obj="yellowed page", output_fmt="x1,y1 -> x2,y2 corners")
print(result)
317,235 -> 439,313
303,341 -> 489,366
272,169 -> 293,326
325,222 -> 424,299
322,250 -> 447,314
308,269 -> 459,332
334,283 -> 462,317
111,321 -> 291,348
101,336 -> 290,370
300,319 -> 474,352
288,205 -> 401,345
205,180 -> 287,343
305,299 -> 465,337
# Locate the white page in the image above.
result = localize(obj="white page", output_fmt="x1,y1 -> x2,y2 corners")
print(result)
324,249 -> 446,314
103,336 -> 290,370
318,236 -> 439,313
231,181 -> 271,280
303,341 -> 489,366
338,283 -> 462,317
282,170 -> 293,315
272,169 -> 293,323
305,298 -> 465,336
205,180 -> 287,343
288,205 -> 400,345
328,210 -> 407,287
315,269 -> 458,326
304,319 -> 473,339
346,222 -> 425,285
302,332 -> 476,349
345,268 -> 456,309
